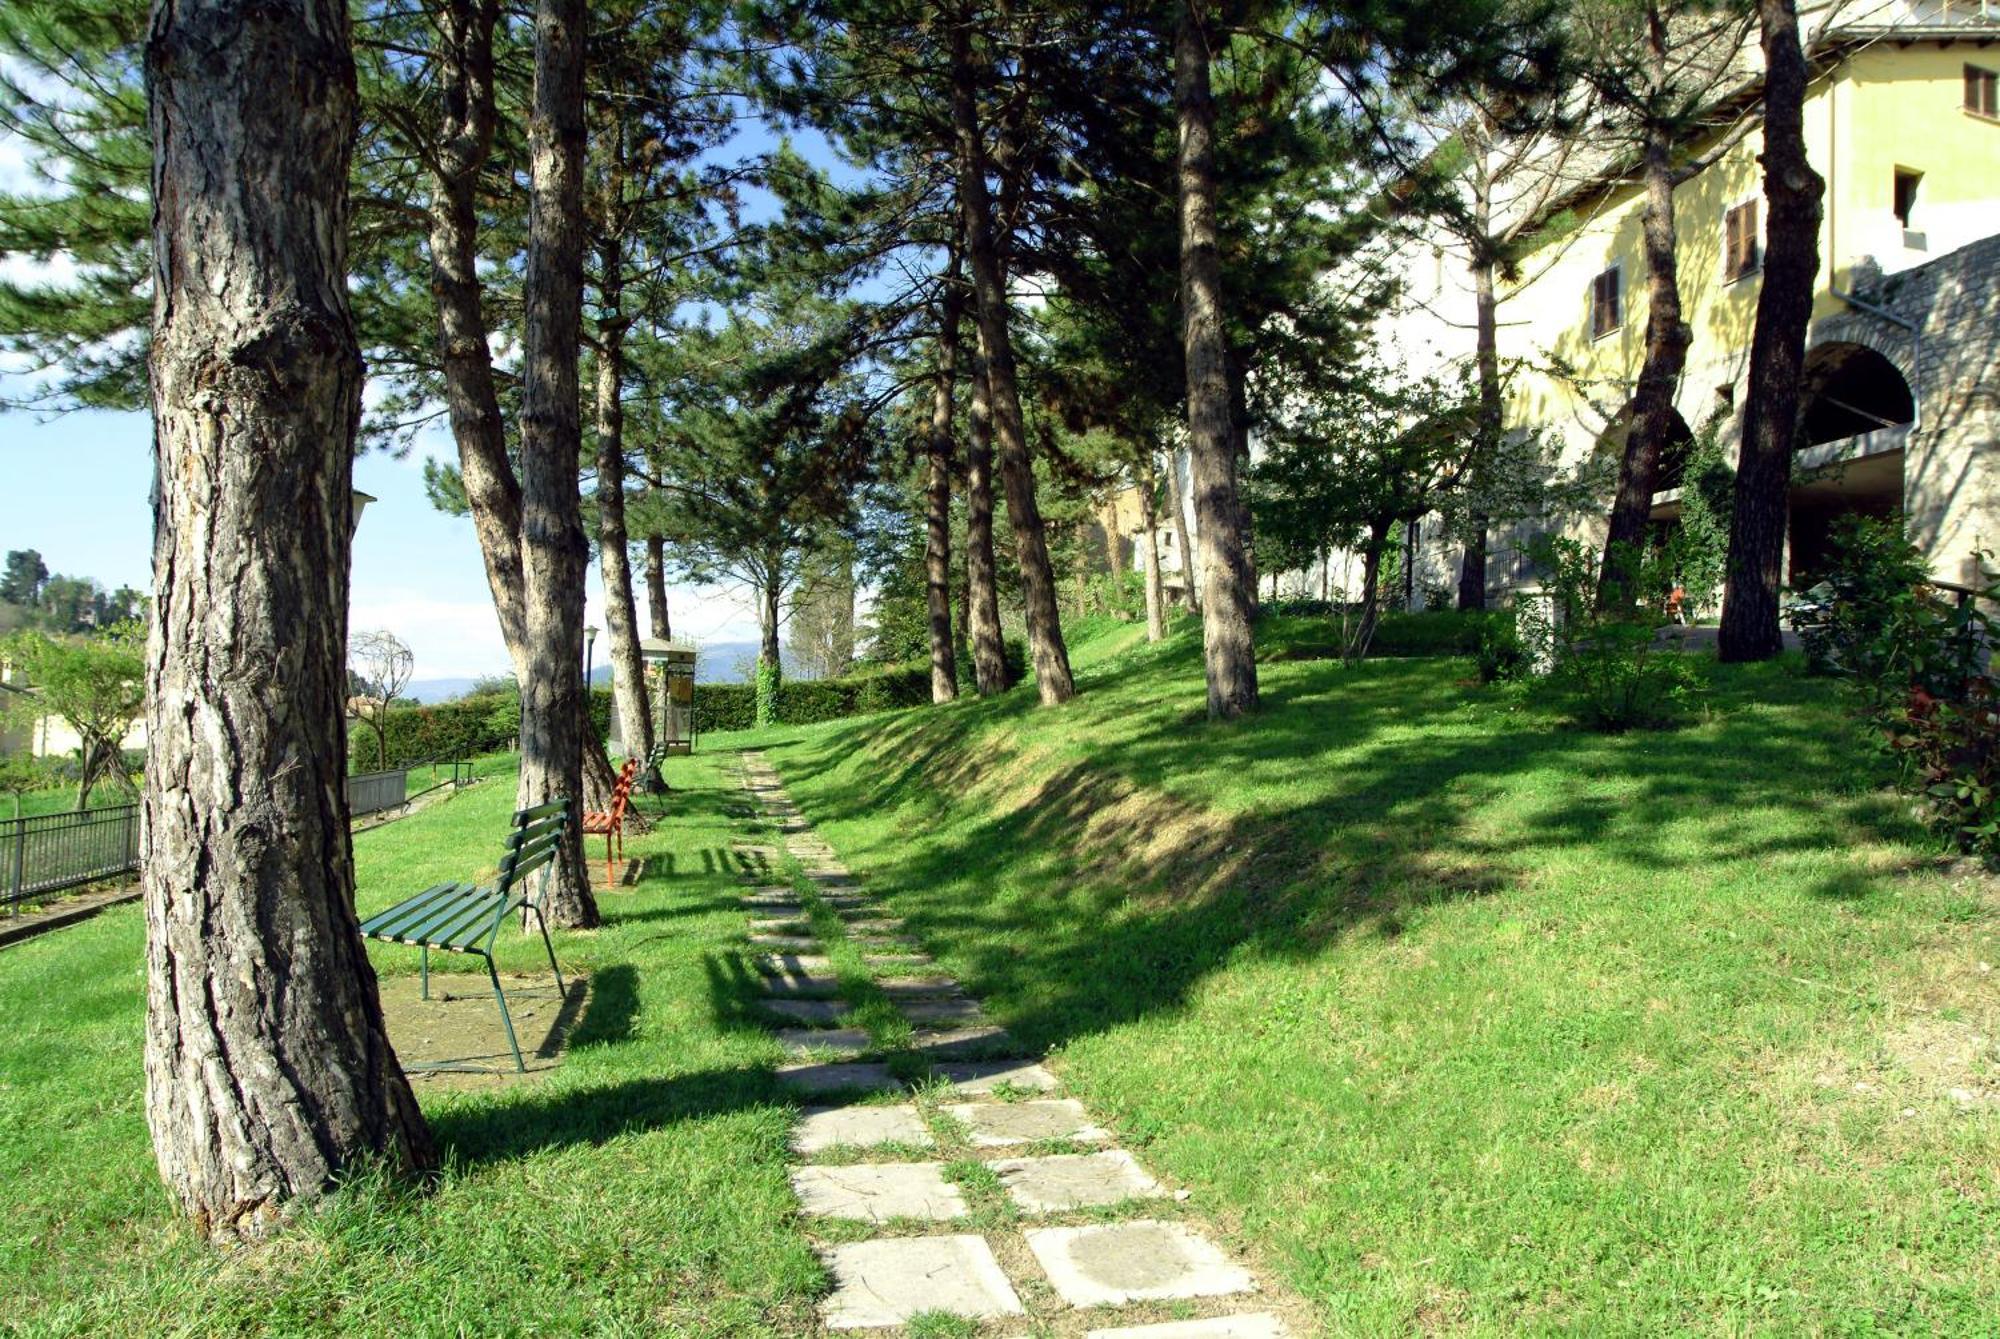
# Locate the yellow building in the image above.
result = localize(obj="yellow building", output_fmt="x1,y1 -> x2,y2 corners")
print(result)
1366,0 -> 2000,606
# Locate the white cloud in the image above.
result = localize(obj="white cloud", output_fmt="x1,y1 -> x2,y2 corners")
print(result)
349,591 -> 509,681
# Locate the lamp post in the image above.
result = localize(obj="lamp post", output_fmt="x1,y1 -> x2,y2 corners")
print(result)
584,624 -> 599,687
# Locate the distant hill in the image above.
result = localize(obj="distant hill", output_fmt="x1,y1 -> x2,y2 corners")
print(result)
404,640 -> 771,705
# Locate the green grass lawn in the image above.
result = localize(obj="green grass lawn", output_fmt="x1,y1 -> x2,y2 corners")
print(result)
2,617 -> 1995,1335
0,749 -> 829,1336
728,614 -> 2000,1334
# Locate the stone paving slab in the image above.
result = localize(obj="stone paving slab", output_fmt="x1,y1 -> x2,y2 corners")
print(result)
792,1104 -> 934,1155
910,1026 -> 1019,1060
778,1027 -> 872,1056
757,952 -> 836,978
930,1060 -> 1060,1093
878,977 -> 962,1000
1085,1317 -> 1289,1339
759,970 -> 845,998
819,1235 -> 1024,1330
1024,1221 -> 1257,1308
777,1061 -> 901,1095
866,954 -> 937,973
790,1162 -> 968,1222
749,917 -> 812,934
898,997 -> 987,1028
941,1098 -> 1110,1147
761,998 -> 853,1026
990,1149 -> 1166,1212
748,934 -> 820,952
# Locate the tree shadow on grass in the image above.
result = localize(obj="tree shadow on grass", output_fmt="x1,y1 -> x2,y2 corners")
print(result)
766,647 -> 1927,1057
431,1065 -> 785,1165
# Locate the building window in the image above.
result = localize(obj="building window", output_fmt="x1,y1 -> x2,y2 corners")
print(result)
1723,200 -> 1760,280
1968,64 -> 1999,119
1589,266 -> 1622,339
1893,168 -> 1922,228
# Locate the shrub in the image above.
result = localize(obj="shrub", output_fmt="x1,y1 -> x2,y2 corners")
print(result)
1475,613 -> 1528,684
1370,609 -> 1505,658
1526,536 -> 1705,731
1808,517 -> 2000,854
693,637 -> 1027,734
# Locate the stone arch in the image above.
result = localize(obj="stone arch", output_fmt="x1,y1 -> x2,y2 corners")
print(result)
1593,400 -> 1697,490
1799,340 -> 1915,448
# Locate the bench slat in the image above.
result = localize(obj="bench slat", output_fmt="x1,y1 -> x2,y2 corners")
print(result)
361,882 -> 475,940
401,889 -> 509,948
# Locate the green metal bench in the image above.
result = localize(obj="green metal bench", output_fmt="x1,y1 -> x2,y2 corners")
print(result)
359,796 -> 572,1072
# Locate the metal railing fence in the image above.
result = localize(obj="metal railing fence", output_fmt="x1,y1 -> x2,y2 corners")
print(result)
2,805 -> 141,911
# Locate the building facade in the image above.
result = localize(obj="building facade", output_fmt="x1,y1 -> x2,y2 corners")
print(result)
1371,0 -> 2000,607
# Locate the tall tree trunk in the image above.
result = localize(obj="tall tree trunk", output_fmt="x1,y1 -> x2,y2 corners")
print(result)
1140,456 -> 1167,642
1174,2 -> 1259,719
1601,14 -> 1692,610
951,13 -> 1074,706
760,556 -> 784,670
421,0 -> 528,678
143,0 -> 433,1237
963,356 -> 1008,694
1459,151 -> 1500,612
1101,499 -> 1126,577
1170,448 -> 1199,613
592,237 -> 657,786
926,260 -> 963,704
645,532 -> 670,639
517,0 -> 595,927
1351,524 -> 1391,660
1719,0 -> 1823,662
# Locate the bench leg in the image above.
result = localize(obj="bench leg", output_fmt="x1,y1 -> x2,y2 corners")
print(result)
527,901 -> 566,998
480,951 -> 526,1073
421,945 -> 430,1001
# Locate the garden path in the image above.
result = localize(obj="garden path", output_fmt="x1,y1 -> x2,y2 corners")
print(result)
736,751 -> 1306,1337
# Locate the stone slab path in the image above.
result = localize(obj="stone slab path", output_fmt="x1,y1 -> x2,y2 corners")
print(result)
735,753 -> 1306,1337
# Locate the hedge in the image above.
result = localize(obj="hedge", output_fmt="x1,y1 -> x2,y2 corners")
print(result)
351,637 -> 1028,770
1255,608 -> 1506,663
694,638 -> 1028,733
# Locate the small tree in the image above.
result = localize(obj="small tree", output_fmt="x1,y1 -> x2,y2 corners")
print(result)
348,630 -> 415,770
1,625 -> 144,809
0,753 -> 53,818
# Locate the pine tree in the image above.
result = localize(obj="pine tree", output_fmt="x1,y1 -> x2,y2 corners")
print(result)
142,0 -> 433,1237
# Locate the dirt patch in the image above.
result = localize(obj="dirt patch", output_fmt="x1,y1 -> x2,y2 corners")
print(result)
378,969 -> 590,1091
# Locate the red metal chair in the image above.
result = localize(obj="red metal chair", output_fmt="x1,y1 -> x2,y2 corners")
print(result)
582,757 -> 639,885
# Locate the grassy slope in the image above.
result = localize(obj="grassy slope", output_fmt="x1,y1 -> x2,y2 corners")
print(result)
0,750 -> 825,1336
745,615 -> 2000,1335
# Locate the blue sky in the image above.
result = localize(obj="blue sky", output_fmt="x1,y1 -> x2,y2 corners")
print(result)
0,89 -> 829,683
0,403 -> 764,681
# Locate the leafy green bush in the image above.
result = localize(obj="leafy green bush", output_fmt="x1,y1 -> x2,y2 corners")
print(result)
1475,613 -> 1528,684
1370,610 -> 1505,657
1528,537 -> 1705,732
1806,517 -> 2000,854
694,638 -> 1027,734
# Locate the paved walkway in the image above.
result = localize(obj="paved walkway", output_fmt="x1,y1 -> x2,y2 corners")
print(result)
736,753 -> 1302,1337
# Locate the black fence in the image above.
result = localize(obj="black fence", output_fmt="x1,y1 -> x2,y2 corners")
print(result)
2,757 -> 476,912
348,755 -> 473,820
2,805 -> 141,911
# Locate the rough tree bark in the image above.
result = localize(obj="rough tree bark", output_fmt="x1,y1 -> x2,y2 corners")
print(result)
420,0 -> 529,678
592,228 -> 658,786
1170,448 -> 1199,613
142,0 -> 434,1238
926,260 -> 963,704
1140,455 -> 1167,642
1459,153 -> 1500,612
1600,9 -> 1693,609
951,12 -> 1074,705
963,351 -> 1008,695
1719,0 -> 1822,662
516,0 -> 596,927
1174,1 -> 1259,719
645,533 -> 670,640
760,560 -> 784,670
